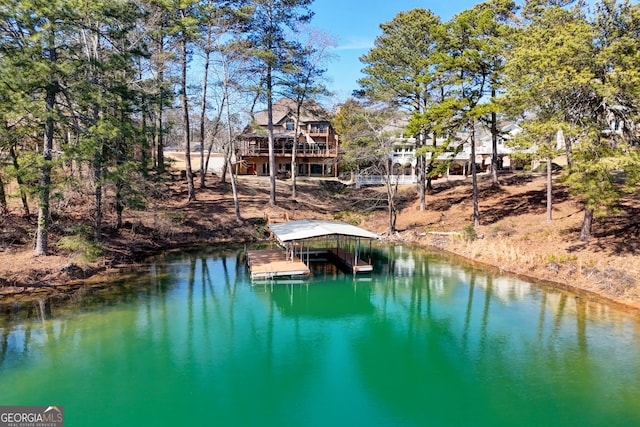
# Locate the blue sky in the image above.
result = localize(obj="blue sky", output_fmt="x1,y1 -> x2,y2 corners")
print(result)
310,1 -> 493,102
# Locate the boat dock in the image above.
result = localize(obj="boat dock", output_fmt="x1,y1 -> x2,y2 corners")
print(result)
246,220 -> 379,281
246,249 -> 310,280
328,247 -> 373,273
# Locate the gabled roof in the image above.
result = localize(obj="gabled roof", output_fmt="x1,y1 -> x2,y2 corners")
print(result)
269,220 -> 380,243
253,98 -> 331,127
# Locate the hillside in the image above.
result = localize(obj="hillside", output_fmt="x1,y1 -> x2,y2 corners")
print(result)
0,172 -> 638,310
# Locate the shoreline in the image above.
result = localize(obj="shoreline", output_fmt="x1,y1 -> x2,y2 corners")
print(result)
1,234 -> 639,316
387,235 -> 640,314
1,173 -> 638,315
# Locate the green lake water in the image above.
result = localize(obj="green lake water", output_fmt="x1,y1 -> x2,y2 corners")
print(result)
1,245 -> 640,426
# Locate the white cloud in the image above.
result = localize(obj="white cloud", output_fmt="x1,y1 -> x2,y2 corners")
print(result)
335,36 -> 374,51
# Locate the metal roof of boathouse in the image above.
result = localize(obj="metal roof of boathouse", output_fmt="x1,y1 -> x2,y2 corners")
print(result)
268,220 -> 380,244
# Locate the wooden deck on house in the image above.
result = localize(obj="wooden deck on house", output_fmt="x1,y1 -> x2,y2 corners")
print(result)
246,249 -> 310,280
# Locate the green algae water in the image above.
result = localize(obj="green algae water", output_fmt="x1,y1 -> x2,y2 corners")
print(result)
2,245 -> 640,427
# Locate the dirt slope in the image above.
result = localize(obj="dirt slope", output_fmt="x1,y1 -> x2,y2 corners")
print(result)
1,172 -> 638,309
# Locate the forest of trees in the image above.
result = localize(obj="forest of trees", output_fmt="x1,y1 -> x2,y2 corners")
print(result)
0,0 -> 327,255
337,0 -> 640,239
1,0 -> 639,256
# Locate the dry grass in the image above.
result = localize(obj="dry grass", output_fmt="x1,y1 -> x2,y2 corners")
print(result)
380,173 -> 640,309
1,171 -> 639,309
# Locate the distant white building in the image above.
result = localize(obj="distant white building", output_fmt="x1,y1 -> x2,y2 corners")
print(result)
356,121 -> 523,187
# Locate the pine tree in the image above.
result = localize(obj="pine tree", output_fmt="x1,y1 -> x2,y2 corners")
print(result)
0,0 -> 79,255
359,8 -> 442,211
503,5 -> 593,222
438,7 -> 506,227
244,0 -> 313,206
281,28 -> 333,200
505,1 -> 640,240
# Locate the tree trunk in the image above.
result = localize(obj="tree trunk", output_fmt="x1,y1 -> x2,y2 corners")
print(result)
546,156 -> 553,221
204,128 -> 217,182
115,151 -> 124,229
291,140 -> 298,199
140,93 -> 150,177
385,162 -> 398,234
9,144 -> 29,216
154,34 -> 165,170
223,65 -> 241,221
490,88 -> 499,186
291,104 -> 304,200
227,155 -> 241,222
155,104 -> 164,169
138,55 -> 150,178
35,26 -> 59,256
579,207 -> 593,241
291,117 -> 298,200
199,45 -> 211,189
471,122 -> 479,227
93,149 -> 103,242
35,85 -> 56,256
0,174 -> 7,215
564,133 -> 573,169
418,130 -> 426,211
220,143 -> 229,183
180,35 -> 196,202
387,183 -> 397,234
426,132 -> 437,192
266,64 -> 276,206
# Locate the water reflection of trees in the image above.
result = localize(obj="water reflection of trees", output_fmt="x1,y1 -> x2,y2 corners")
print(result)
349,247 -> 640,425
0,252 -> 192,372
2,245 -> 640,424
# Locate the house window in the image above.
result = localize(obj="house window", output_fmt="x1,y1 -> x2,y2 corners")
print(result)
285,118 -> 295,131
311,123 -> 328,134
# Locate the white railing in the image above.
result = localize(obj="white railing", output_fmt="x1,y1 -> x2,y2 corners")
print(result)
355,174 -> 417,188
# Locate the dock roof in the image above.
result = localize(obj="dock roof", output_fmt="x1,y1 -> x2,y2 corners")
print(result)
269,220 -> 380,244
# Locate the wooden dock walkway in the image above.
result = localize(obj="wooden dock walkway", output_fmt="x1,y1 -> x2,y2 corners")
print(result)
246,249 -> 310,280
328,247 -> 373,273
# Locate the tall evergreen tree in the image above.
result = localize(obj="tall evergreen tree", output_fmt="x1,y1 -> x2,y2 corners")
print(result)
438,7 -> 504,227
359,8 -> 442,211
244,0 -> 313,206
174,2 -> 201,202
0,0 -> 79,255
503,4 -> 593,222
568,0 -> 640,240
281,29 -> 332,199
505,0 -> 640,239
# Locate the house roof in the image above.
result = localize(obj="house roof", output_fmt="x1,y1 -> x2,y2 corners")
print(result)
253,98 -> 330,127
269,220 -> 380,243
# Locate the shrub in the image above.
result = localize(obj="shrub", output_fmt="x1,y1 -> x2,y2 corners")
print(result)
164,211 -> 188,224
462,225 -> 477,242
333,211 -> 362,226
56,226 -> 103,262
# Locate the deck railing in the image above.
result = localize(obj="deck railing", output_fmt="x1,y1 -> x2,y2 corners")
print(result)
355,174 -> 417,188
238,142 -> 338,157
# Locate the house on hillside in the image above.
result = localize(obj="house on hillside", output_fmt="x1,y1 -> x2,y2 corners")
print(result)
236,98 -> 339,178
356,121 -> 523,187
